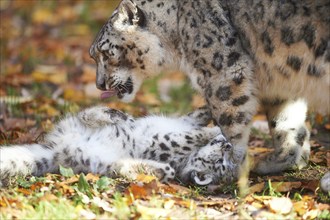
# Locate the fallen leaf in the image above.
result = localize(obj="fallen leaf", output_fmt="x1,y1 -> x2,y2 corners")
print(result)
17,188 -> 31,196
266,197 -> 293,215
249,182 -> 265,193
294,201 -> 308,216
303,209 -> 319,220
126,180 -> 158,201
270,182 -> 302,192
136,93 -> 161,106
301,180 -> 319,192
136,174 -> 157,183
32,65 -> 67,84
134,201 -> 172,219
39,193 -> 58,202
63,87 -> 85,102
32,8 -> 58,25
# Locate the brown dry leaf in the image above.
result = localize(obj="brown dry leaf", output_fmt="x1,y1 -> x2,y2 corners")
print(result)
126,180 -> 158,200
270,182 -> 302,192
310,151 -> 327,164
266,197 -> 293,215
160,183 -> 191,195
30,182 -> 44,191
136,93 -> 161,106
171,197 -> 194,208
0,197 -> 22,208
249,182 -> 265,194
326,152 -> 330,167
55,182 -> 75,194
315,114 -> 324,124
17,188 -> 32,196
80,65 -> 96,83
39,193 -> 58,202
301,180 -> 319,192
62,176 -> 79,185
2,118 -> 36,131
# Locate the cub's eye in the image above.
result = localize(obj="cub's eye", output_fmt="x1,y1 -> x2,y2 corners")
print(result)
215,158 -> 223,164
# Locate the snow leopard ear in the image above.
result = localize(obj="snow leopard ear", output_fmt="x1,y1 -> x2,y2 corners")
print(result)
112,0 -> 146,28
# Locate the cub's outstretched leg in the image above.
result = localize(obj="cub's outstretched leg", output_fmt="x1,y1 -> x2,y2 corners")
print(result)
107,159 -> 175,182
78,106 -> 135,128
254,99 -> 310,174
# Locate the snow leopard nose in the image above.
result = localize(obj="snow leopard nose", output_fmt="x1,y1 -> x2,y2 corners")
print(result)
224,142 -> 232,151
96,78 -> 106,91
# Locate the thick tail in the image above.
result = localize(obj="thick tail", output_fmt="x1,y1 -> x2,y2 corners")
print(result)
0,144 -> 56,185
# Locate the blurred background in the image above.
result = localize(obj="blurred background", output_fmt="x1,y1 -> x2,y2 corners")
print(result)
0,0 -> 202,144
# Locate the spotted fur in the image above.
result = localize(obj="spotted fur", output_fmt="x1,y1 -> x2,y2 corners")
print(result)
0,106 -> 234,186
90,0 -> 329,176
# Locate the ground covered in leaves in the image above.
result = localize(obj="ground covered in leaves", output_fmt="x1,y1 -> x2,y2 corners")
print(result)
0,1 -> 329,219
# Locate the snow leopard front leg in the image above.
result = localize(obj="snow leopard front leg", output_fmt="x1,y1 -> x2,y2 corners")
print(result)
78,106 -> 135,128
254,99 -> 310,174
178,0 -> 258,175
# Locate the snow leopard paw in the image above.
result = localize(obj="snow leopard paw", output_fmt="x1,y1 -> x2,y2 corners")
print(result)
152,164 -> 175,183
78,106 -> 132,128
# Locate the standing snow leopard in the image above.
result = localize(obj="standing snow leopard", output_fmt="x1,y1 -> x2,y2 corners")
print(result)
89,0 -> 329,176
0,106 -> 235,187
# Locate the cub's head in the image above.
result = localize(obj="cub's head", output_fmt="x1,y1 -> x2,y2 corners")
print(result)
89,0 -> 166,102
180,135 -> 236,186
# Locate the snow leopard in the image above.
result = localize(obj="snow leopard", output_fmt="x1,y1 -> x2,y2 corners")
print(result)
89,0 -> 329,176
0,106 -> 235,187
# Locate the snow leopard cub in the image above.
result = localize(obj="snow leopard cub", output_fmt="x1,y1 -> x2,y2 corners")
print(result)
0,106 -> 235,186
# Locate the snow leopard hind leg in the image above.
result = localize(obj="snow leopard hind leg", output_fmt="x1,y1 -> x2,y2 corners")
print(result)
254,99 -> 311,174
0,144 -> 57,187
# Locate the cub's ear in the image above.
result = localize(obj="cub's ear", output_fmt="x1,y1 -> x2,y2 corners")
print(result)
112,0 -> 146,28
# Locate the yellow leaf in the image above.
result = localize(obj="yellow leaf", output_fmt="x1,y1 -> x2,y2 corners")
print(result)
32,65 -> 67,84
136,174 -> 157,183
32,8 -> 58,25
39,104 -> 60,117
63,87 -> 85,102
294,201 -> 307,216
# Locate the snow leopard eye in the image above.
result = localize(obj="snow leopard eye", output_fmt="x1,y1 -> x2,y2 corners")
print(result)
215,158 -> 224,164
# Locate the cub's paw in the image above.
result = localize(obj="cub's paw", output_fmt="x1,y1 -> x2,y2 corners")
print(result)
78,106 -> 130,128
152,164 -> 175,183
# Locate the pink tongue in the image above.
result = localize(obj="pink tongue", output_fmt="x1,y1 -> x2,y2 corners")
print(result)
100,89 -> 117,99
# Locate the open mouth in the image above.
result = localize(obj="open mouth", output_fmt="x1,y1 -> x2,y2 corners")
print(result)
100,77 -> 133,100
191,171 -> 213,186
